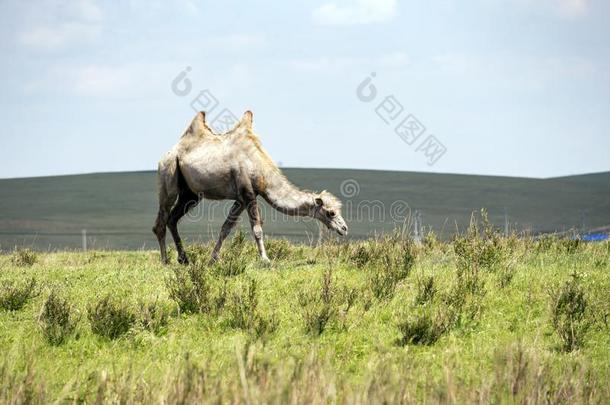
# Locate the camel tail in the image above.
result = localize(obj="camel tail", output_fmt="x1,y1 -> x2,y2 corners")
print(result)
175,157 -> 197,196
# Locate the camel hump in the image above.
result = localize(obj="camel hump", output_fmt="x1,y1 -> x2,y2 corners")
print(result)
228,110 -> 254,136
181,111 -> 214,138
242,110 -> 253,126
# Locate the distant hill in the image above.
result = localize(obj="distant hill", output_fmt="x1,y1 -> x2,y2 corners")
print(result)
0,169 -> 608,250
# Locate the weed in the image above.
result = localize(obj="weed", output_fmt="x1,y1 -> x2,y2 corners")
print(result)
351,244 -> 373,268
166,264 -> 210,313
414,275 -> 436,305
265,238 -> 299,261
453,209 -> 509,274
497,266 -> 515,288
368,269 -> 397,301
423,231 -> 439,251
534,235 -> 557,253
88,295 -> 136,339
397,306 -> 446,345
38,290 -> 78,345
227,278 -> 277,338
0,277 -> 38,311
0,360 -> 46,404
215,231 -> 250,276
184,244 -> 213,266
138,301 -> 170,335
10,249 -> 37,267
441,280 -> 485,330
299,268 -> 339,335
559,238 -> 581,254
365,237 -> 416,300
550,273 -> 590,351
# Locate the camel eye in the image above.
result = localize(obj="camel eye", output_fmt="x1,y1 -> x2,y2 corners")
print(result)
327,211 -> 336,218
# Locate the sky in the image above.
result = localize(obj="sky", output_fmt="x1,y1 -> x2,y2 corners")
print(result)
0,0 -> 608,179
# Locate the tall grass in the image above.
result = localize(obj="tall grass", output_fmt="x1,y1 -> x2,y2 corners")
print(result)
0,277 -> 37,311
38,290 -> 78,345
550,273 -> 590,351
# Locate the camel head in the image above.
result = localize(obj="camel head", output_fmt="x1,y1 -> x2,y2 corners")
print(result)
313,191 -> 348,236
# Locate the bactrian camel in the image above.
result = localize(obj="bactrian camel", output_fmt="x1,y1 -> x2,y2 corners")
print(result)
153,110 -> 348,264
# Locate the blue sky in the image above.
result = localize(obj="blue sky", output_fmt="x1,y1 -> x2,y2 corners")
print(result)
0,0 -> 608,179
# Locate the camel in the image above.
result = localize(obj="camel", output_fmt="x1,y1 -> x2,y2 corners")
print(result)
152,110 -> 348,264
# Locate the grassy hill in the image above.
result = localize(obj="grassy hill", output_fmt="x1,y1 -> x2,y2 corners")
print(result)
0,169 -> 609,251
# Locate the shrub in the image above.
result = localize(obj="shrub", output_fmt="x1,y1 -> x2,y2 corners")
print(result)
88,296 -> 136,339
423,231 -> 439,251
351,244 -> 373,268
227,278 -> 277,338
39,291 -> 78,345
166,266 -> 203,314
166,264 -> 227,315
497,266 -> 515,288
369,269 -> 397,301
0,278 -> 38,311
453,209 -> 509,275
184,244 -> 213,266
215,254 -> 248,277
441,279 -> 485,330
534,235 -> 557,253
397,307 -> 445,346
550,273 -> 590,351
365,237 -> 416,300
414,275 -> 436,305
298,268 -> 356,335
10,249 -> 37,267
167,265 -> 209,314
265,238 -> 296,261
299,268 -> 338,335
138,301 -> 170,335
558,238 -> 581,254
215,231 -> 249,276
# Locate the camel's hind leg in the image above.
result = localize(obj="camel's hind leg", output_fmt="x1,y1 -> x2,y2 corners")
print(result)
167,186 -> 199,265
153,190 -> 176,264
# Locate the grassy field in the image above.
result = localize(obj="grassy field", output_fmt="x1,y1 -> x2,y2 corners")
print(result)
1,169 -> 609,250
1,218 -> 609,403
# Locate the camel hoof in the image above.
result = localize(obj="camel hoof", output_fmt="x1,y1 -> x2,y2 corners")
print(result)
208,254 -> 219,265
260,257 -> 271,267
177,254 -> 189,265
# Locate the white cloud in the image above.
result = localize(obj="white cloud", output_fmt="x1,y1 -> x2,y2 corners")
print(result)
432,51 -> 597,85
205,34 -> 267,51
127,0 -> 201,16
312,0 -> 397,25
19,22 -> 101,50
289,51 -> 409,72
516,0 -> 591,18
18,0 -> 103,50
71,0 -> 103,21
554,0 -> 589,18
24,62 -> 180,98
73,65 -> 135,96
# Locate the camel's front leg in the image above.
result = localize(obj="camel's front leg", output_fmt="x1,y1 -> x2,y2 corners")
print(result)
246,199 -> 270,263
210,201 -> 245,263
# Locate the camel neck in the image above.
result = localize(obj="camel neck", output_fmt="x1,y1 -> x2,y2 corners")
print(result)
261,169 -> 315,216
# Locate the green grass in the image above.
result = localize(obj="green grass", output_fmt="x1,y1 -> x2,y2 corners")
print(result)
1,169 -> 609,250
0,232 -> 609,403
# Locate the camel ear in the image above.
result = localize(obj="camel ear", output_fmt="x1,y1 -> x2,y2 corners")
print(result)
315,197 -> 324,206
